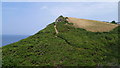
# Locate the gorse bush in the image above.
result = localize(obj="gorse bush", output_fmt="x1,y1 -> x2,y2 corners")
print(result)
110,20 -> 117,24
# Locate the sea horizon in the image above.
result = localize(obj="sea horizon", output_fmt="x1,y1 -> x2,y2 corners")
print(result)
2,35 -> 31,46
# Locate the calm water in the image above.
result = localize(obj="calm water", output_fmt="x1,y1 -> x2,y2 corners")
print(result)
2,35 -> 30,46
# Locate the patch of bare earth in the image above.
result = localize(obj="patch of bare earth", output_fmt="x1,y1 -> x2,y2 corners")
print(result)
67,17 -> 118,32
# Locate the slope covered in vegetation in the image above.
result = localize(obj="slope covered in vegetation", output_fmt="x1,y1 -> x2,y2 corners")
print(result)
2,17 -> 120,66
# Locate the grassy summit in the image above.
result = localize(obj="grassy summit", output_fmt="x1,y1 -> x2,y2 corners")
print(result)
2,16 -> 120,66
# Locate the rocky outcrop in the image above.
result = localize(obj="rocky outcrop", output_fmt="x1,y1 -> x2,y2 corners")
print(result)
55,15 -> 68,24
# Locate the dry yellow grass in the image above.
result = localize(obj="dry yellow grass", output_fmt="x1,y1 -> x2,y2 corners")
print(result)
66,17 -> 118,32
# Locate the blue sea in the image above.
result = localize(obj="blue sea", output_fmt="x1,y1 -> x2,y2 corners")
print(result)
2,35 -> 30,46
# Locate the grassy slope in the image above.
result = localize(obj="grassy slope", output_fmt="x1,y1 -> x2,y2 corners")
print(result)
2,21 -> 120,66
67,17 -> 118,32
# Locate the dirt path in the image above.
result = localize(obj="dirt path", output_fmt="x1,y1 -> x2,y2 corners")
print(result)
54,24 -> 59,34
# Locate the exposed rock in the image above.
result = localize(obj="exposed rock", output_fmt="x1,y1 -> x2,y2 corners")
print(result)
55,15 -> 68,24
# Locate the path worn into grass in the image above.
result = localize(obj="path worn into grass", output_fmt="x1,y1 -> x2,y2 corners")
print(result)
54,24 -> 59,34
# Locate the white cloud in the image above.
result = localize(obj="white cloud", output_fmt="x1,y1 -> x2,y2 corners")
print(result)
41,6 -> 48,9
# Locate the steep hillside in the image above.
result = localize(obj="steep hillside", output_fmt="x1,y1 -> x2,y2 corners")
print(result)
2,16 -> 120,67
67,17 -> 118,32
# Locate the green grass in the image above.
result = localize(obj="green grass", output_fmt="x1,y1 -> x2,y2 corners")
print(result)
2,21 -> 120,66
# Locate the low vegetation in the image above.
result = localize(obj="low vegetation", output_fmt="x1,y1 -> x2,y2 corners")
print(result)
2,17 -> 119,67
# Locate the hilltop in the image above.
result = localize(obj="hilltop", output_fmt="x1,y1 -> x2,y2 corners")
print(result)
2,16 -> 120,67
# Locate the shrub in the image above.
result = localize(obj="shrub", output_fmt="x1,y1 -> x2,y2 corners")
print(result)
111,21 -> 117,24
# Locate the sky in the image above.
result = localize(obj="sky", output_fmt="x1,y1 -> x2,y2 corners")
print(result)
2,2 -> 118,35
1,0 -> 119,2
